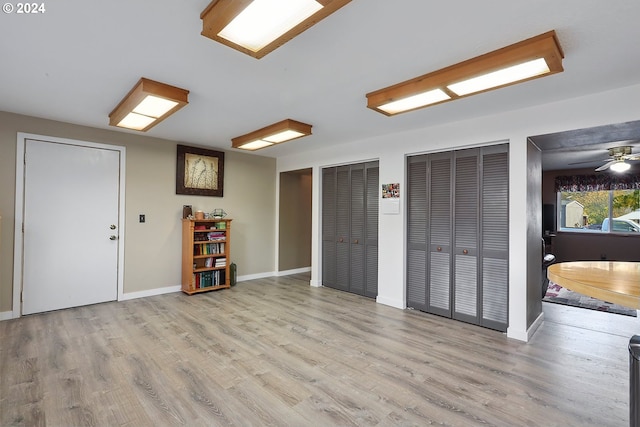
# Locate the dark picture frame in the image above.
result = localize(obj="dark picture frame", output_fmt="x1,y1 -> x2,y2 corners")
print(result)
176,144 -> 224,197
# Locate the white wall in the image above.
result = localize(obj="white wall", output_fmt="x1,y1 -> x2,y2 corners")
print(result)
0,112 -> 277,315
277,82 -> 640,342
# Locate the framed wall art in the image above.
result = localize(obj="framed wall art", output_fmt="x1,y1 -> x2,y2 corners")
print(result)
176,144 -> 224,197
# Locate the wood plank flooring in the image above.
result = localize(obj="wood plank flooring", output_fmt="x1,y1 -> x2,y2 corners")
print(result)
1,273 -> 638,426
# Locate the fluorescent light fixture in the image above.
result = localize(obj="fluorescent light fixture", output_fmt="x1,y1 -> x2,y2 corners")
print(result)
378,89 -> 451,115
264,129 -> 305,143
218,0 -> 323,52
232,119 -> 312,151
447,58 -> 550,96
366,31 -> 564,116
201,0 -> 352,59
109,78 -> 189,132
236,140 -> 274,151
610,161 -> 631,173
133,96 -> 179,117
117,113 -> 156,131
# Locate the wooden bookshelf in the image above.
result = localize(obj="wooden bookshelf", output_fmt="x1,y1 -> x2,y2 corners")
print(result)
181,218 -> 232,295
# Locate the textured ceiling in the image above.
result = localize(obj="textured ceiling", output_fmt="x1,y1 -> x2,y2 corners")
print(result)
1,0 -> 640,167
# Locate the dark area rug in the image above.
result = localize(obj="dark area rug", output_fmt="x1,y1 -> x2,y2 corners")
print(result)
544,281 -> 637,317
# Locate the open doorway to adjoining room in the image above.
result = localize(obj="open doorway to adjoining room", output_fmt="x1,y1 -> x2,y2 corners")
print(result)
278,168 -> 312,278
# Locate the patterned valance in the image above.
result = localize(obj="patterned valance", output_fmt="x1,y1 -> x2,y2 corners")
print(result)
555,173 -> 640,192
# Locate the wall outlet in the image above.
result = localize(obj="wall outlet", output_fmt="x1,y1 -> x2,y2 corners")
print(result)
139,214 -> 145,223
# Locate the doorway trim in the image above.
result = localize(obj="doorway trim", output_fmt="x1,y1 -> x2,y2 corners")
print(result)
12,133 -> 126,319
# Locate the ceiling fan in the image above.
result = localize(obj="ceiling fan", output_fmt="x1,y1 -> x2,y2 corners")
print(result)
595,146 -> 640,172
569,146 -> 640,172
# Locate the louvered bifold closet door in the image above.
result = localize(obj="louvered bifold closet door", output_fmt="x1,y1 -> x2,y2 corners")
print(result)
364,162 -> 379,298
453,149 -> 479,324
322,167 -> 337,288
406,156 -> 428,310
334,166 -> 351,291
350,164 -> 365,295
427,153 -> 453,316
480,146 -> 509,331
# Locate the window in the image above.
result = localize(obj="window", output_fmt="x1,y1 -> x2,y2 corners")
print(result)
558,189 -> 640,233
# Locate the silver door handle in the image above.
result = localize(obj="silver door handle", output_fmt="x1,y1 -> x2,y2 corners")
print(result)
109,235 -> 117,240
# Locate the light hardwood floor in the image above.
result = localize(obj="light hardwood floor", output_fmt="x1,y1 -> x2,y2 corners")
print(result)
1,273 -> 638,426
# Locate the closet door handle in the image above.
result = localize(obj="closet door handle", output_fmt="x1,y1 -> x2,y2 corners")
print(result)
338,237 -> 344,243
437,247 -> 442,252
354,239 -> 359,244
462,249 -> 468,255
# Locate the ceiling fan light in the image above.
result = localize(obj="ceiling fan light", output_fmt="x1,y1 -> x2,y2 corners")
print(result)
610,161 -> 631,172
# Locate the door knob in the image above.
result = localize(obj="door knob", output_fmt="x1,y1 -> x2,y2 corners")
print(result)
338,237 -> 344,243
463,249 -> 468,255
110,224 -> 116,230
354,239 -> 359,244
437,247 -> 442,252
109,235 -> 117,240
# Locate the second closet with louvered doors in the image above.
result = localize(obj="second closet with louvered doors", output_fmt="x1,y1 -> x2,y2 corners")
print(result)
322,161 -> 379,298
407,144 -> 509,332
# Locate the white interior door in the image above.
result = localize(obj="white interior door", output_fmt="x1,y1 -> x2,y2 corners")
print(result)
22,139 -> 120,315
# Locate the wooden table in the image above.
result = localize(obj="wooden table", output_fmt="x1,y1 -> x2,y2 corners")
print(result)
547,261 -> 640,309
548,261 -> 640,427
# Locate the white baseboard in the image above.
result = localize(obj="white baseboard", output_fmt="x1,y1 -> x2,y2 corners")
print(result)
0,311 -> 15,321
119,285 -> 181,301
237,271 -> 276,282
526,311 -> 545,341
276,266 -> 311,276
507,311 -> 544,342
119,270 -> 296,299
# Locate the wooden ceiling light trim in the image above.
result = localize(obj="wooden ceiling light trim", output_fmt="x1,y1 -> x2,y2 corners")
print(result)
109,78 -> 189,132
231,119 -> 313,150
200,0 -> 352,59
366,30 -> 565,116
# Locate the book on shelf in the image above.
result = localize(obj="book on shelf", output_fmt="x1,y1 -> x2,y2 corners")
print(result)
193,270 -> 227,289
207,231 -> 225,241
193,242 -> 225,256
